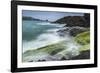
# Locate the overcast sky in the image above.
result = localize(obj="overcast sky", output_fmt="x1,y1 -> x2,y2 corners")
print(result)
22,10 -> 84,21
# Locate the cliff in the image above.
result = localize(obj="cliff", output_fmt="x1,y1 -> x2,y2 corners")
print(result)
54,13 -> 90,27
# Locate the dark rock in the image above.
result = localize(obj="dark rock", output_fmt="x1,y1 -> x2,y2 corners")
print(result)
61,57 -> 67,60
53,13 -> 90,27
28,60 -> 33,62
84,13 -> 90,26
57,27 -> 70,36
69,27 -> 89,36
42,60 -> 46,61
70,50 -> 90,60
38,59 -> 46,62
57,27 -> 89,37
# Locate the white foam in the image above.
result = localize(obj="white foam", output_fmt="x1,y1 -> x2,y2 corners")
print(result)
23,28 -> 66,53
37,22 -> 65,27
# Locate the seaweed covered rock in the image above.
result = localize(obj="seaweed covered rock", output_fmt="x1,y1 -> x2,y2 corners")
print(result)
75,31 -> 90,45
72,31 -> 90,60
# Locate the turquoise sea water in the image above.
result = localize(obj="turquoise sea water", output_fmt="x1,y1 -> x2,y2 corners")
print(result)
22,20 -> 65,53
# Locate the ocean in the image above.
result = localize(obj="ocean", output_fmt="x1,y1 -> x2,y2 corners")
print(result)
22,20 -> 66,53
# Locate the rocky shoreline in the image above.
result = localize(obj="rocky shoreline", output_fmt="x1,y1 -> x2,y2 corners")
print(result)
57,26 -> 89,37
54,13 -> 90,61
53,13 -> 90,36
23,13 -> 90,62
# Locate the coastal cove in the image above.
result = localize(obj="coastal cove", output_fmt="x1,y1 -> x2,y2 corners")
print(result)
22,13 -> 90,62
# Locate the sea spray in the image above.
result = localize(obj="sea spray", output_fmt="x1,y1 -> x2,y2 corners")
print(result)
22,21 -> 66,53
22,21 -> 81,62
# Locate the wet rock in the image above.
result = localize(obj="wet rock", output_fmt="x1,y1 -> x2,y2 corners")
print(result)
70,50 -> 90,60
38,59 -> 46,62
61,57 -> 67,60
28,60 -> 33,62
69,27 -> 89,36
57,27 -> 89,37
